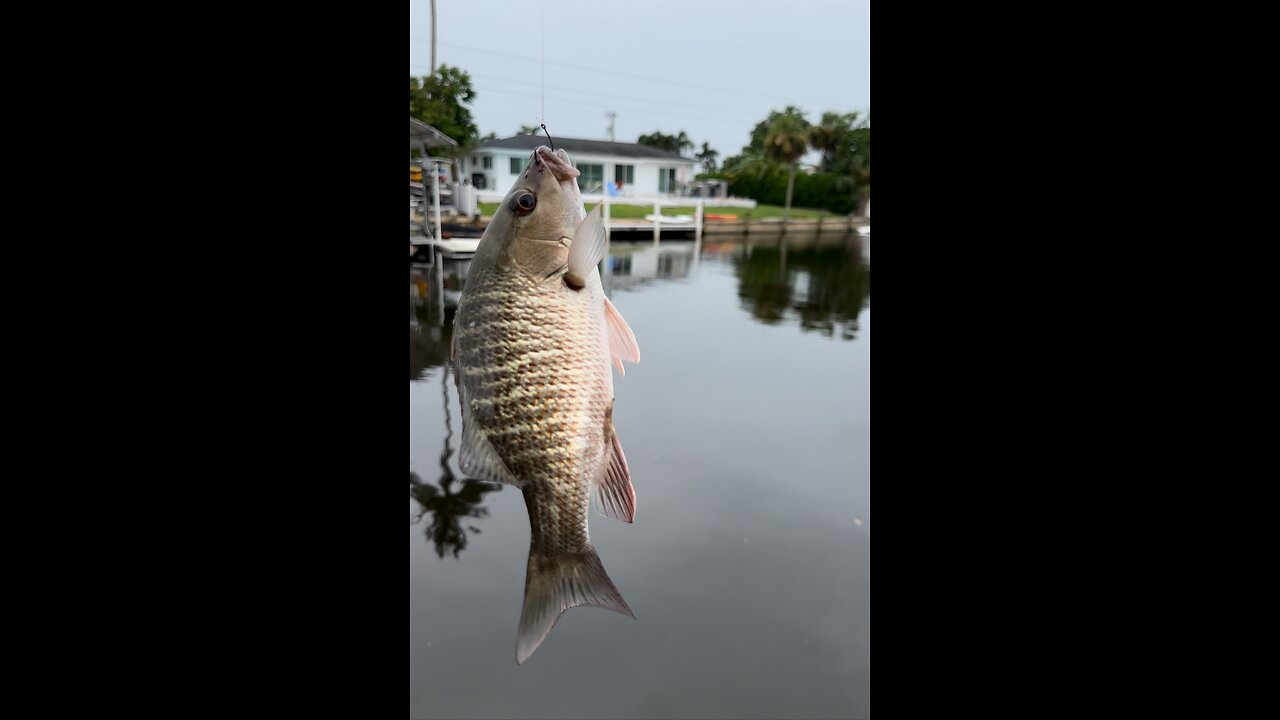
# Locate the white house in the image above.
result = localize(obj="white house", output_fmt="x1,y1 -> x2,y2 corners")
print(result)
460,135 -> 697,201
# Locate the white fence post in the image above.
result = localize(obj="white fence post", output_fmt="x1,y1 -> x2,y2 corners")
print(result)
432,160 -> 442,241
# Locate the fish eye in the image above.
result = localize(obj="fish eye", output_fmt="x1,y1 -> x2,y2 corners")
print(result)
512,192 -> 537,215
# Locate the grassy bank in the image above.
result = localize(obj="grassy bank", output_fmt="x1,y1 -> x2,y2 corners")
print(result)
476,202 -> 839,220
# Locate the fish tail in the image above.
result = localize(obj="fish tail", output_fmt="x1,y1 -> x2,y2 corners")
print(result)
515,545 -> 634,664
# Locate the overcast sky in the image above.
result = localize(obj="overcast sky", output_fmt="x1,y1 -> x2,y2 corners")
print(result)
409,0 -> 870,163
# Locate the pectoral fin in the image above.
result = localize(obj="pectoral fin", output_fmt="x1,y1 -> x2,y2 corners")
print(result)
564,204 -> 606,290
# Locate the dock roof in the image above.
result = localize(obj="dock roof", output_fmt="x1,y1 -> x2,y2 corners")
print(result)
410,119 -> 458,149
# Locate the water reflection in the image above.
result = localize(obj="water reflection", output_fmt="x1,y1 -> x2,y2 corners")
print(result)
409,235 -> 867,556
410,362 -> 501,558
602,244 -> 696,292
410,233 -> 869,712
734,237 -> 870,340
410,261 -> 468,380
410,244 -> 697,381
411,236 -> 869,383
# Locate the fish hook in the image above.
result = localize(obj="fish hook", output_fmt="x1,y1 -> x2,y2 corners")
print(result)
540,123 -> 555,152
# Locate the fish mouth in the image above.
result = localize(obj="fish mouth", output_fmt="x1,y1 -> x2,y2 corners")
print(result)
534,146 -> 579,182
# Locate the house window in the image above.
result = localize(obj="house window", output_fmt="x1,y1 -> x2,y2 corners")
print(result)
614,164 -> 634,187
576,163 -> 604,193
510,157 -> 525,174
658,167 -> 677,193
483,156 -> 492,170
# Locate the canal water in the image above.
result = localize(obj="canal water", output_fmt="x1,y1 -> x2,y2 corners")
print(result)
411,232 -> 870,719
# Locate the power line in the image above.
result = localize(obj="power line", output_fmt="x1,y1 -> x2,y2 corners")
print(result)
415,39 -> 788,102
463,70 -> 764,117
410,58 -> 862,118
411,64 -> 841,125
410,68 -> 786,128
468,83 -> 756,129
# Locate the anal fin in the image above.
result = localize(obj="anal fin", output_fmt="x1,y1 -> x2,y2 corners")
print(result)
594,422 -> 636,523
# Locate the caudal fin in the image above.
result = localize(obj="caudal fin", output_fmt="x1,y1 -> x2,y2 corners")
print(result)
516,546 -> 635,664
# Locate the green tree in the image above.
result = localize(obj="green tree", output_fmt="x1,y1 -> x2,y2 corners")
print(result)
721,147 -> 772,181
809,110 -> 869,216
409,65 -> 479,155
517,124 -> 540,135
637,131 -> 674,152
826,123 -> 869,216
761,106 -> 811,224
637,130 -> 693,155
809,111 -> 861,173
675,130 -> 693,155
720,107 -> 866,215
695,141 -> 719,173
746,108 -> 804,152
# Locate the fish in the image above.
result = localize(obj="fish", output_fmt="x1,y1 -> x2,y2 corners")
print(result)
451,144 -> 642,664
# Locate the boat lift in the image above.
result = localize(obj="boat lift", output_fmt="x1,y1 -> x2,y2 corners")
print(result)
410,119 -> 459,260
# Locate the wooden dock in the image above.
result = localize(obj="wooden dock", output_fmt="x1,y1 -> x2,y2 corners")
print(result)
411,200 -> 869,258
410,237 -> 480,264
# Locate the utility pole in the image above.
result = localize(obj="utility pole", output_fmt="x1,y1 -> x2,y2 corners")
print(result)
430,0 -> 437,77
606,112 -> 616,142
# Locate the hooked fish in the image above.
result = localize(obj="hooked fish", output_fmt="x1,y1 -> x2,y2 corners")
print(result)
451,144 -> 641,664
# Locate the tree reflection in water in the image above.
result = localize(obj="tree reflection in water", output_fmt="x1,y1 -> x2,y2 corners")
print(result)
734,236 -> 870,339
410,365 -> 501,559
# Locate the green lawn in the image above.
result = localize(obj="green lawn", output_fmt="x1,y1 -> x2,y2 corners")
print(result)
476,202 -> 837,220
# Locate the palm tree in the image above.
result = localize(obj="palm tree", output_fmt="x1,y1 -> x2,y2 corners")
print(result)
809,111 -> 860,173
637,132 -> 674,152
721,148 -> 771,180
831,126 -> 870,217
675,130 -> 694,156
695,142 -> 719,173
639,130 -> 694,156
849,128 -> 870,215
761,107 -> 811,224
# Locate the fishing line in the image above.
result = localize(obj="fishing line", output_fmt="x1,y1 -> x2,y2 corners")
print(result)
540,0 -> 546,125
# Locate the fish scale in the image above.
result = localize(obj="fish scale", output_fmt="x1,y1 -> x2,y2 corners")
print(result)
456,265 -> 609,553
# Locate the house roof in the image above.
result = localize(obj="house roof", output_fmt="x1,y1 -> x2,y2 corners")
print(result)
410,119 -> 458,148
474,135 -> 692,162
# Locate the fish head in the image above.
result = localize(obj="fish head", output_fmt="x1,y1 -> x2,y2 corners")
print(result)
485,145 -> 588,279
505,145 -> 584,235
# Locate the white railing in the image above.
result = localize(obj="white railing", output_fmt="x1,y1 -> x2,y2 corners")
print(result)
474,191 -> 756,210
